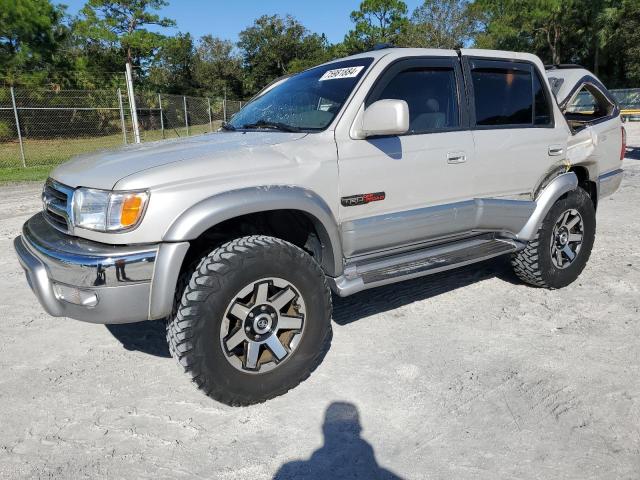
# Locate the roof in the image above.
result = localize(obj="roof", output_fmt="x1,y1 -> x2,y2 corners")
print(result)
331,47 -> 546,71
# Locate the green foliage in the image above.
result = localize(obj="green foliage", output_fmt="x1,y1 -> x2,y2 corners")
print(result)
398,0 -> 478,48
193,36 -> 244,98
344,0 -> 409,53
3,0 -> 640,95
75,0 -> 175,66
238,15 -> 331,95
0,0 -> 67,86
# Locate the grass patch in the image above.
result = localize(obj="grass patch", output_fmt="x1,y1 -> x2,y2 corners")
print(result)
0,122 -> 218,170
0,165 -> 52,182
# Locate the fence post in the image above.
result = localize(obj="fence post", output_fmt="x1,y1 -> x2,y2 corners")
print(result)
207,97 -> 213,131
158,93 -> 165,139
117,88 -> 127,145
125,62 -> 141,144
223,99 -> 227,123
183,95 -> 189,136
10,87 -> 26,167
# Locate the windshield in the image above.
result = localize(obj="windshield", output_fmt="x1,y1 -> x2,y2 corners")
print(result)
228,58 -> 374,132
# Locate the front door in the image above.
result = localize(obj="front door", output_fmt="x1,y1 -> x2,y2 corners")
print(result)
336,57 -> 477,257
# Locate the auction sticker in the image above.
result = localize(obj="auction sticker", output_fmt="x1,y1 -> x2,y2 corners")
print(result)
319,66 -> 365,81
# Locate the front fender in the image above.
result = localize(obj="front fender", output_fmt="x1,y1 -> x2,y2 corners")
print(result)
163,186 -> 343,276
517,172 -> 578,242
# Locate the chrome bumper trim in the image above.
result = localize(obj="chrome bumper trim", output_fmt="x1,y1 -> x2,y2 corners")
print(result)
23,212 -> 157,287
14,212 -> 163,324
14,235 -> 153,323
598,168 -> 623,199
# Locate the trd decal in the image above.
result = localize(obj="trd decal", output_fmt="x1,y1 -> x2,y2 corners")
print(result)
340,192 -> 386,207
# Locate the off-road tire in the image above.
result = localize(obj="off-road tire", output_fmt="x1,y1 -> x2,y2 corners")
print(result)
166,235 -> 332,406
511,188 -> 596,289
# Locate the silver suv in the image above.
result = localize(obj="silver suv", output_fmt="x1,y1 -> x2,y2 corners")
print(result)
15,48 -> 625,405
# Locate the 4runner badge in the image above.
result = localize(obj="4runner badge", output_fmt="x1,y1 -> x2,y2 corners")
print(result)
341,192 -> 386,207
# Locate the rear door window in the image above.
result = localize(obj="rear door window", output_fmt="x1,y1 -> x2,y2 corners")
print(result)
468,59 -> 552,128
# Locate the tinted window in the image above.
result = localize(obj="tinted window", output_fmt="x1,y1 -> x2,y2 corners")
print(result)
375,67 -> 459,134
229,58 -> 373,131
533,72 -> 552,125
472,67 -> 533,125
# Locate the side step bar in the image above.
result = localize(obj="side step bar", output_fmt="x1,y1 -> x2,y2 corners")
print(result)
329,236 -> 523,297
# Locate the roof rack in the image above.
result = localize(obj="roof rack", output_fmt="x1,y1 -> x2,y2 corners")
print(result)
370,43 -> 395,51
545,64 -> 584,70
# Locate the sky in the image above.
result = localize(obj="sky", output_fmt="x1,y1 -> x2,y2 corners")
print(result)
57,0 -> 424,44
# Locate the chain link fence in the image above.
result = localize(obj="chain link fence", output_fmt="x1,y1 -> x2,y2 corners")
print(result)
0,87 -> 244,168
2,84 -> 638,169
611,88 -> 640,121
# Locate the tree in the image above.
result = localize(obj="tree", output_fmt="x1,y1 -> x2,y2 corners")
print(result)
344,0 -> 409,53
0,0 -> 67,85
399,0 -> 478,48
193,35 -> 243,98
472,0 -> 575,65
76,0 -> 175,68
238,15 -> 329,95
147,33 -> 196,94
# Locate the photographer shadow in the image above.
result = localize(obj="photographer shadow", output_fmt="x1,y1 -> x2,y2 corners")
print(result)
273,401 -> 402,480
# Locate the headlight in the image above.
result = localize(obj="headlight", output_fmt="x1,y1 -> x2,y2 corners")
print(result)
72,188 -> 149,232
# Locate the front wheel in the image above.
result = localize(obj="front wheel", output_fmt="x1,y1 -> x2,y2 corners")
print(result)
167,236 -> 332,406
511,188 -> 596,289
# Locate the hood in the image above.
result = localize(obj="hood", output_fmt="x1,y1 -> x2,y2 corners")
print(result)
51,131 -> 307,190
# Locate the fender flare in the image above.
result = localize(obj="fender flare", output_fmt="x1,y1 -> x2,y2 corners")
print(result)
163,186 -> 343,276
517,172 -> 578,242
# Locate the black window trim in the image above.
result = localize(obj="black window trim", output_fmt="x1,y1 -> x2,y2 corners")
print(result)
365,56 -> 469,137
559,75 -> 620,129
462,56 -> 556,130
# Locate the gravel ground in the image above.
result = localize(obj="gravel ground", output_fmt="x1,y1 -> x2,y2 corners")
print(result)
1,127 -> 639,480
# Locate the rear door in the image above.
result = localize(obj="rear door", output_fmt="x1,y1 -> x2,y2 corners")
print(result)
462,57 -> 568,199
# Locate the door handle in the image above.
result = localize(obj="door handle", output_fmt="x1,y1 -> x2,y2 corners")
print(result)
548,145 -> 564,156
447,152 -> 466,164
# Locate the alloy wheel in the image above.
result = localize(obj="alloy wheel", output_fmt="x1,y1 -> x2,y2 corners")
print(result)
550,208 -> 584,269
219,277 -> 306,374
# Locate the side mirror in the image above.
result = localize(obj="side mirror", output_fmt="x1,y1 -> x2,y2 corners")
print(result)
361,99 -> 409,137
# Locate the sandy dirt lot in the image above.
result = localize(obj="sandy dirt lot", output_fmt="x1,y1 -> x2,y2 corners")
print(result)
1,127 -> 639,479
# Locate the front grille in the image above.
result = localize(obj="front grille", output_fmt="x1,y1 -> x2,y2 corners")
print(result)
42,179 -> 74,233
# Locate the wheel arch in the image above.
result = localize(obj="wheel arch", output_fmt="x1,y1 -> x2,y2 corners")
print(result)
163,186 -> 343,277
517,171 -> 579,242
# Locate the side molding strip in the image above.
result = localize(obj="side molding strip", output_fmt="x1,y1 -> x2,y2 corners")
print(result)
516,172 -> 578,242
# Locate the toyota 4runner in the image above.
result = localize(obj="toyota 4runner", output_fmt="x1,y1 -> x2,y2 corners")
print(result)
15,48 -> 625,405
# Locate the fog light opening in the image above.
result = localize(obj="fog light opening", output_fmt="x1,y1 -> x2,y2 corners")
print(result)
53,283 -> 98,307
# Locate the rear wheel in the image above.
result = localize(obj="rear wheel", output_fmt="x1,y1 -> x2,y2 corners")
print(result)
511,188 -> 596,289
167,235 -> 332,406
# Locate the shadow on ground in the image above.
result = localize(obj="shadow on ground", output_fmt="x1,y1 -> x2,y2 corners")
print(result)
106,320 -> 170,357
273,401 -> 403,480
105,256 -> 520,357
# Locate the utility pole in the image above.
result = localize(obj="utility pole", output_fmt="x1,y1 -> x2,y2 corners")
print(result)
125,62 -> 141,144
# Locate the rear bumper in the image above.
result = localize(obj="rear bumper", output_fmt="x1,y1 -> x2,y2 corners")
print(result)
14,213 -> 188,324
598,168 -> 624,199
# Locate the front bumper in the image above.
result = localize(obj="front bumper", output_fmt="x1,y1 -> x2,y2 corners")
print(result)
14,213 -> 188,324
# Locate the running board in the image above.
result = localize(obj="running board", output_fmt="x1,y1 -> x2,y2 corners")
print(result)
329,237 -> 522,297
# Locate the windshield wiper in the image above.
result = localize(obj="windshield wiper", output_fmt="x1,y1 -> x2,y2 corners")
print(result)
220,122 -> 236,131
241,121 -> 301,132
